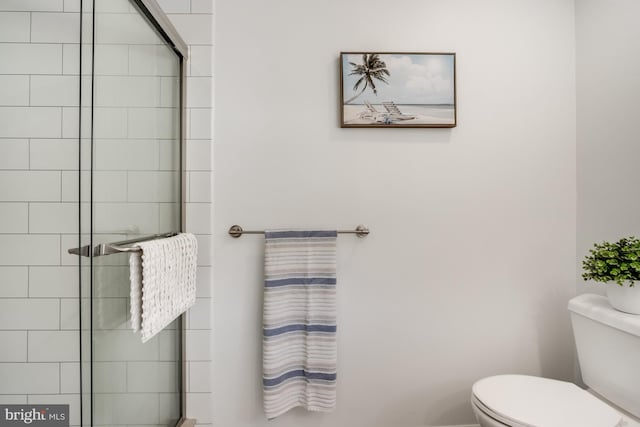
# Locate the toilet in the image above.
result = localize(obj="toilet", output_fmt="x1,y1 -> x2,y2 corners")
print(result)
471,293 -> 640,427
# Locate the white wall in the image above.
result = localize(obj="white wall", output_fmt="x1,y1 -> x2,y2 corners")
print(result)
576,0 -> 640,294
214,1 -> 576,426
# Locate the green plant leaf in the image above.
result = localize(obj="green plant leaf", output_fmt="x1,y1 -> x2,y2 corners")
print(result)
582,236 -> 640,286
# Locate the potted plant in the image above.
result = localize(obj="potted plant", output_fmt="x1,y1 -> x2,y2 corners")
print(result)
582,236 -> 640,314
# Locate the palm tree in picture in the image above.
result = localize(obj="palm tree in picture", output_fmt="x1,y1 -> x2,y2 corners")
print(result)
344,53 -> 391,104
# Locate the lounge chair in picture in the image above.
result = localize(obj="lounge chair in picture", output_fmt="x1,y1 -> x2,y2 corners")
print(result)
359,101 -> 391,123
382,101 -> 415,120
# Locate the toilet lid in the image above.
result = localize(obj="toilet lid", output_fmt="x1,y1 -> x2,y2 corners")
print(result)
472,375 -> 622,427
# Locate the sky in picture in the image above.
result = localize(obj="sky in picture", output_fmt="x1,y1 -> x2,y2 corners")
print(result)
342,53 -> 455,105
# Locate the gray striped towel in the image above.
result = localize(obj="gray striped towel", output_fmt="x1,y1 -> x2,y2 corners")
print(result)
262,230 -> 338,419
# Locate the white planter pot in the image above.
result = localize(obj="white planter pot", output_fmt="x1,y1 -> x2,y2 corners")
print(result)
606,281 -> 640,314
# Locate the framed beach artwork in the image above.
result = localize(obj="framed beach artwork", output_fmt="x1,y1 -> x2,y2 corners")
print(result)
340,52 -> 456,128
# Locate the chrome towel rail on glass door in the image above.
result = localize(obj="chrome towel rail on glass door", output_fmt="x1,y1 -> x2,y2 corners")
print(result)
67,232 -> 179,257
228,225 -> 370,238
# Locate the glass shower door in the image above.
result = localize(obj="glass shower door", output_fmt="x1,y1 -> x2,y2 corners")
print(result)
79,0 -> 185,425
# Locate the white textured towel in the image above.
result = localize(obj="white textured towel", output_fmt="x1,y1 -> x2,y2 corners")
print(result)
129,233 -> 198,342
262,230 -> 338,419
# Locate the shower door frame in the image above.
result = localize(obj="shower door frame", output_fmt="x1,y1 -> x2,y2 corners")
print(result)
81,0 -> 193,425
118,1 -> 192,425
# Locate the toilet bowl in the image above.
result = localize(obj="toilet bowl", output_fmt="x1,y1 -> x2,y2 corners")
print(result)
471,374 -> 633,427
471,294 -> 640,427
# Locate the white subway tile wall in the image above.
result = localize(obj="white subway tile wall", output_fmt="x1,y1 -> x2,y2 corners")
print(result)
0,235 -> 61,265
186,392 -> 212,425
30,12 -> 80,43
28,203 -> 79,234
0,0 -> 80,407
0,396 -> 28,405
127,361 -> 180,392
0,44 -> 63,74
190,0 -> 213,15
0,5 -> 81,419
27,331 -> 80,362
165,14 -> 212,45
94,394 -> 160,425
0,267 -> 28,297
0,140 -> 29,169
28,394 -> 81,426
0,331 -> 28,362
59,299 -> 81,330
189,171 -> 212,203
29,267 -> 78,297
0,171 -> 62,201
0,1 -> 212,426
156,0 -> 191,14
0,0 -> 63,12
190,108 -> 213,139
30,76 -> 79,106
0,12 -> 31,42
0,107 -> 62,138
92,362 -> 127,393
0,204 -> 29,233
29,140 -> 79,170
0,363 -> 60,394
0,76 -> 30,106
59,362 -> 80,394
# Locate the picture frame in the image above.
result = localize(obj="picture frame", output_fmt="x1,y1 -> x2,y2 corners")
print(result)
340,52 -> 456,128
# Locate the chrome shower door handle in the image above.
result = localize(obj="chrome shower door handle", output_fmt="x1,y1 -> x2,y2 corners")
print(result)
66,232 -> 179,257
67,245 -> 91,257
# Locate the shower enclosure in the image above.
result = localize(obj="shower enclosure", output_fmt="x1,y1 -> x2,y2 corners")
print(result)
77,1 -> 189,425
0,0 -> 190,425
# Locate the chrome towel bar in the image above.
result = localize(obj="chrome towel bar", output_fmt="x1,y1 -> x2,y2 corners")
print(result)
67,232 -> 179,257
228,225 -> 370,238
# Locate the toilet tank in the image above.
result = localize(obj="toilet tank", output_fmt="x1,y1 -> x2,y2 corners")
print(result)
569,294 -> 640,418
